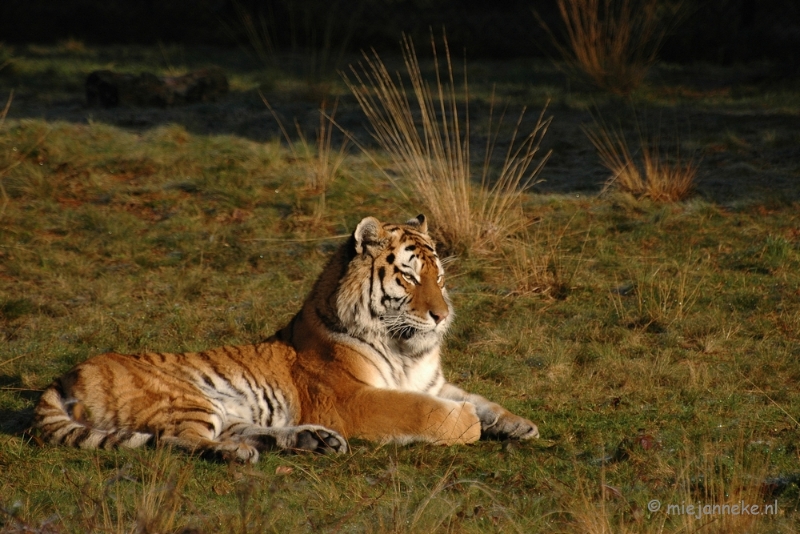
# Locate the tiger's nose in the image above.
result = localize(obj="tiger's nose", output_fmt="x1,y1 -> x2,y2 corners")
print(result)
429,309 -> 449,324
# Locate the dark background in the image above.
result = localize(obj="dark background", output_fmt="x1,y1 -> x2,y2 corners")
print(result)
1,0 -> 798,65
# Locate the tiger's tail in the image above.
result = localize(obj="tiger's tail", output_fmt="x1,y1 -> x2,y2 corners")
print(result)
34,381 -> 153,450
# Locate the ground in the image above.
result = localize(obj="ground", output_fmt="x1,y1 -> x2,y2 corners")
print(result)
0,43 -> 799,533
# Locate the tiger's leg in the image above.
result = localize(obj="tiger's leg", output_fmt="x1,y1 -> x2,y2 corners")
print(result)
337,387 -> 481,445
219,421 -> 348,454
437,384 -> 539,440
157,426 -> 261,463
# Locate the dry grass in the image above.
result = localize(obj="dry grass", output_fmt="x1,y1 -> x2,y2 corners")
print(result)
664,442 -> 775,534
233,0 -> 278,67
563,439 -> 774,534
585,119 -> 696,202
230,0 -> 364,86
537,0 -> 676,95
610,258 -> 705,330
0,91 -> 16,221
2,45 -> 800,534
505,217 -> 586,299
261,95 -> 348,218
2,449 -> 191,534
344,34 -> 551,254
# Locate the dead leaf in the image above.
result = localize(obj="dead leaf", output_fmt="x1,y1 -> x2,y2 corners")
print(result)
275,465 -> 294,475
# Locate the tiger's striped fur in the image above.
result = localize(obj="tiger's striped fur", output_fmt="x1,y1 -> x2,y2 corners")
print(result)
34,215 -> 538,462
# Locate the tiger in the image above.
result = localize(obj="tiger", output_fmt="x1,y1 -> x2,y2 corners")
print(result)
34,215 -> 539,462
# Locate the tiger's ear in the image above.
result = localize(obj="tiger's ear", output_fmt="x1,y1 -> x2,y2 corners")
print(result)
406,214 -> 428,234
354,216 -> 386,255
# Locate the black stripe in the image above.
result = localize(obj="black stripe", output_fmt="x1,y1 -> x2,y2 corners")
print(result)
424,370 -> 443,392
98,433 -> 113,449
200,372 -> 215,388
361,339 -> 400,379
405,245 -> 416,251
195,351 -> 248,398
262,384 -> 278,426
315,306 -> 347,334
239,365 -> 265,424
65,426 -> 92,445
179,419 -> 216,433
260,385 -> 275,426
385,254 -> 395,264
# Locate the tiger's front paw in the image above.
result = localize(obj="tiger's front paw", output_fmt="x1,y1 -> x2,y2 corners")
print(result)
480,411 -> 539,441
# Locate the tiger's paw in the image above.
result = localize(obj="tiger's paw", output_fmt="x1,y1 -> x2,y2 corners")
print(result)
480,411 -> 539,441
219,442 -> 260,464
292,425 -> 348,454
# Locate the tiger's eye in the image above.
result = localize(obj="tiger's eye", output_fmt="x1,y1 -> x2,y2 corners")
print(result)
402,273 -> 418,285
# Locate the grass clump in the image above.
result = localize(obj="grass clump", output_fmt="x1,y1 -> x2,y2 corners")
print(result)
610,259 -> 705,331
538,0 -> 678,95
562,439 -> 775,534
344,34 -> 551,254
262,96 -> 348,219
584,118 -> 697,202
505,218 -> 587,299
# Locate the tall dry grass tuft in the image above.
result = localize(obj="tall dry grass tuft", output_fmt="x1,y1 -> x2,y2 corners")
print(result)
537,0 -> 677,95
667,440 -> 775,534
585,119 -> 696,202
610,258 -> 705,331
344,34 -> 551,254
230,0 -> 366,88
50,449 -> 191,534
233,0 -> 278,67
0,91 -> 16,221
261,95 -> 348,218
505,218 -> 586,299
562,438 -> 773,533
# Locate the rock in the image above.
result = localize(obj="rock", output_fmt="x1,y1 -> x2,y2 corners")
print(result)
86,67 -> 228,107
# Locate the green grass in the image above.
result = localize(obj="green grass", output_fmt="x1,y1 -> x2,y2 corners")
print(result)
1,44 -> 800,533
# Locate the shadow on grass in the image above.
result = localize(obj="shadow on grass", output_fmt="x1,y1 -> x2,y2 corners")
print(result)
1,45 -> 799,204
0,406 -> 35,435
0,375 -> 38,435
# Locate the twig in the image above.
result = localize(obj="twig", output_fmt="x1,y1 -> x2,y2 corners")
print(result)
739,371 -> 800,428
0,352 -> 28,369
243,233 -> 349,243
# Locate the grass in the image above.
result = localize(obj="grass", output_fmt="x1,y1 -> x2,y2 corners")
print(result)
537,0 -> 678,95
344,34 -> 551,254
230,0 -> 366,94
261,95 -> 348,220
584,117 -> 697,201
1,44 -> 800,533
503,217 -> 587,299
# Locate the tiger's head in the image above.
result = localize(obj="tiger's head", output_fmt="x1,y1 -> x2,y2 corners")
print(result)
332,214 -> 452,354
